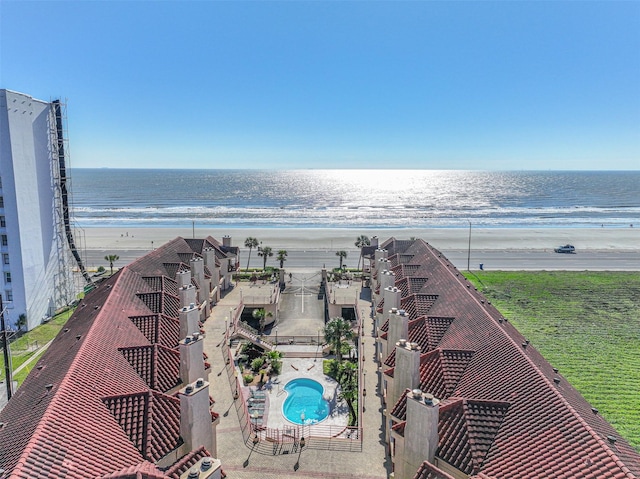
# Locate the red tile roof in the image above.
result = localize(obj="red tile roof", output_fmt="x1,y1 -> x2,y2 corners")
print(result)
136,291 -> 181,318
392,263 -> 421,283
99,461 -> 167,479
0,237 -> 223,479
397,276 -> 429,297
383,318 -> 454,368
438,398 -> 511,475
129,314 -> 181,350
102,390 -> 182,461
412,460 -> 457,479
418,349 -> 475,400
162,446 -> 209,479
119,345 -> 181,393
401,293 -> 438,319
380,238 -> 640,479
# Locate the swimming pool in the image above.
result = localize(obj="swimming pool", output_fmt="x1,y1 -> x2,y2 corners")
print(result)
282,378 -> 330,425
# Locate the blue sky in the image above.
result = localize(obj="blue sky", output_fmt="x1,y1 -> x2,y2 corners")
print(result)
1,1 -> 638,170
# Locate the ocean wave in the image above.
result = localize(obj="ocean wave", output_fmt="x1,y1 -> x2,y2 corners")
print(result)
69,169 -> 640,229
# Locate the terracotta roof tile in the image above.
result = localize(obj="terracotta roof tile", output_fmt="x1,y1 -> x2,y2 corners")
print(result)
136,291 -> 181,318
409,316 -> 454,352
385,240 -> 640,479
419,349 -> 475,400
397,276 -> 429,297
0,237 -> 222,479
142,276 -> 179,297
99,460 -> 167,479
390,388 -> 410,419
412,460 -> 457,479
392,263 -> 422,283
119,345 -> 181,393
384,317 -> 455,367
129,314 -> 180,350
102,390 -> 181,462
99,460 -> 168,479
438,398 -> 510,475
392,420 -> 406,437
162,446 -> 210,479
380,318 -> 390,333
401,293 -> 438,320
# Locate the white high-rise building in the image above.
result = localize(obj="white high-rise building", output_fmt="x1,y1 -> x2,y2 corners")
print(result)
0,89 -> 86,330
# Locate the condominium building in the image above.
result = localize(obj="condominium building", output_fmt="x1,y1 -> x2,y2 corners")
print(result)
0,89 -> 84,330
0,235 -> 234,478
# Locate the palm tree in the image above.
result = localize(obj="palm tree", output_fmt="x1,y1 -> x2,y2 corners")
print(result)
252,308 -> 273,333
336,250 -> 348,270
263,350 -> 283,375
104,254 -> 120,275
258,246 -> 273,270
17,313 -> 27,332
324,317 -> 355,362
338,361 -> 358,425
277,249 -> 288,268
354,235 -> 370,271
244,237 -> 259,271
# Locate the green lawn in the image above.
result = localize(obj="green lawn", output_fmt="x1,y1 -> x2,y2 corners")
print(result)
1,309 -> 74,387
465,271 -> 640,451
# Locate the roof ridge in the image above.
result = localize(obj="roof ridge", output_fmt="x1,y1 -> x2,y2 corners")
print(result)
429,248 -> 636,477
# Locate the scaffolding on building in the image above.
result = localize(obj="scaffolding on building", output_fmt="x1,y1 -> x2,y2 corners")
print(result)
50,100 -> 92,309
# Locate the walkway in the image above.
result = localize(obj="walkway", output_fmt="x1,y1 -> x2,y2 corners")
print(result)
201,274 -> 390,478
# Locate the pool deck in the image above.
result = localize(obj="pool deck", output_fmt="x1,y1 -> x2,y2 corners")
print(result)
202,273 -> 390,478
253,358 -> 347,430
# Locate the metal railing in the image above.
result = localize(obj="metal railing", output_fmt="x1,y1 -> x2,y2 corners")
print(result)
223,339 -> 363,452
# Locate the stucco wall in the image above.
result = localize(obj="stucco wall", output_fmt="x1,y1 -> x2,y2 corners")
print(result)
0,90 -> 73,329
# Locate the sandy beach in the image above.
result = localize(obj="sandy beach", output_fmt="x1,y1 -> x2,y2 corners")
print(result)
78,226 -> 640,252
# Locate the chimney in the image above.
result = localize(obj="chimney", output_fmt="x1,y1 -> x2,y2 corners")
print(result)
179,333 -> 207,384
179,303 -> 200,340
377,306 -> 397,358
389,339 -> 420,408
180,457 -> 222,479
402,389 -> 440,477
383,286 -> 401,312
179,284 -> 197,309
190,257 -> 207,299
386,309 -> 409,361
380,270 -> 395,292
176,269 -> 192,289
202,248 -> 220,300
222,235 -> 231,248
202,247 -> 216,271
179,378 -> 214,456
370,236 -> 379,248
374,248 -> 388,266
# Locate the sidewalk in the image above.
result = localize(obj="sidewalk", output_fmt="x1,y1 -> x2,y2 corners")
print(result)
202,282 -> 390,478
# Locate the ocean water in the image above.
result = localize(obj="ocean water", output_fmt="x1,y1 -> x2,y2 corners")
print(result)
69,169 -> 640,229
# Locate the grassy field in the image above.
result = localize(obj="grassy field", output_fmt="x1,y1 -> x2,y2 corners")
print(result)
1,309 -> 74,387
465,271 -> 640,452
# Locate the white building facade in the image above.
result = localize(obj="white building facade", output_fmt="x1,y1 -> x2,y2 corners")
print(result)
0,89 -> 79,330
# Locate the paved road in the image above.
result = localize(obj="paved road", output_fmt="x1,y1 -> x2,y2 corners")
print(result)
84,248 -> 640,272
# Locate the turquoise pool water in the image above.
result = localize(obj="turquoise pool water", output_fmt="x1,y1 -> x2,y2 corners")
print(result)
282,378 -> 330,425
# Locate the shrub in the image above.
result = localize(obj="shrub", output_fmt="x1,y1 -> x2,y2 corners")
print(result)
250,357 -> 264,372
243,374 -> 254,385
271,360 -> 282,375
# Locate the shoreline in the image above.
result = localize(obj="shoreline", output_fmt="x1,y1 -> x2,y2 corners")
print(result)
76,226 -> 640,252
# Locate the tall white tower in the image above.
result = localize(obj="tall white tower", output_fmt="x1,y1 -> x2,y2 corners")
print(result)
0,89 -> 85,330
